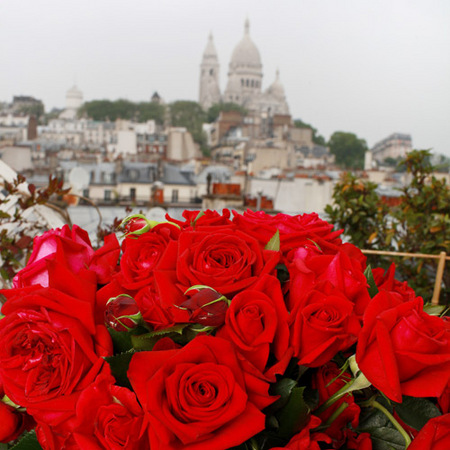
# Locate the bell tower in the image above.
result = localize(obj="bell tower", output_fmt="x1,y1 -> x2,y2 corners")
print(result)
199,32 -> 221,110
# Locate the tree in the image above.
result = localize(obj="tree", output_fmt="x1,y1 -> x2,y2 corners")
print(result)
169,100 -> 208,152
325,172 -> 389,250
328,131 -> 367,169
17,102 -> 44,119
79,99 -> 165,123
293,119 -> 326,146
206,102 -> 247,123
325,150 -> 450,303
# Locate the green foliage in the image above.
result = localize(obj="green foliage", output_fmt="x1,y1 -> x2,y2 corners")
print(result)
328,131 -> 368,169
326,150 -> 450,303
293,119 -> 326,146
206,102 -> 247,123
79,99 -> 165,123
10,431 -> 42,449
394,396 -> 441,431
169,100 -> 208,152
325,172 -> 389,250
16,103 -> 44,119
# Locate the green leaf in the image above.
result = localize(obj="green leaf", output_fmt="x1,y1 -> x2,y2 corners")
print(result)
192,210 -> 205,228
265,230 -> 280,252
394,396 -> 441,431
358,408 -> 405,450
368,427 -> 407,450
104,350 -> 134,389
10,431 -> 42,449
364,265 -> 379,298
267,378 -> 298,414
275,263 -> 290,284
108,328 -> 133,353
423,303 -> 447,316
276,386 -> 310,438
131,324 -> 188,351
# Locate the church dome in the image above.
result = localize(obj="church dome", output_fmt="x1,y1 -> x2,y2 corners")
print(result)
65,85 -> 83,111
265,70 -> 286,99
229,19 -> 262,69
67,85 -> 82,98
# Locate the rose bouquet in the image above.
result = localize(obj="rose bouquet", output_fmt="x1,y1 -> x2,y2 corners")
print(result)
0,209 -> 449,450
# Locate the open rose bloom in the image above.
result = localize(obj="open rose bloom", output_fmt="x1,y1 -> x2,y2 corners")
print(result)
0,209 -> 449,449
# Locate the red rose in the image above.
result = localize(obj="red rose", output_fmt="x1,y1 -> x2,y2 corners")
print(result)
289,283 -> 361,367
173,228 -> 279,297
344,430 -> 373,450
312,362 -> 361,443
128,335 -> 275,450
408,413 -> 450,449
119,224 -> 179,291
0,284 -> 112,409
438,384 -> 450,414
232,209 -> 342,255
69,372 -> 147,449
287,244 -> 370,316
165,209 -> 233,230
217,274 -> 291,374
356,292 -> 450,403
13,224 -> 94,288
89,233 -> 120,285
134,282 -> 189,330
372,264 -> 416,302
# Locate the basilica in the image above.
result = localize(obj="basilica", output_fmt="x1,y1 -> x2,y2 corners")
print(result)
199,19 -> 290,116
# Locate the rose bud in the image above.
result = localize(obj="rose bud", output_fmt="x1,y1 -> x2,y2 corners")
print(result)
104,295 -> 142,332
120,214 -> 153,236
180,286 -> 229,327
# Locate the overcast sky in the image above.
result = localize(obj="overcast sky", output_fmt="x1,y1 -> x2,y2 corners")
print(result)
1,0 -> 449,156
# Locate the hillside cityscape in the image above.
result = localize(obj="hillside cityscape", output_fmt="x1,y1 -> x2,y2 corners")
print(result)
1,20 -> 449,229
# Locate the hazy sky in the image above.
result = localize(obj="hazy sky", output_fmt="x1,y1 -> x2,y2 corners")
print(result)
1,0 -> 449,156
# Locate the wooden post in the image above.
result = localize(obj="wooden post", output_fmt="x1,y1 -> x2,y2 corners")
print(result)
431,251 -> 447,305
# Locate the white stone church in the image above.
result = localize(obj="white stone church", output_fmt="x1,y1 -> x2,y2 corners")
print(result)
199,19 -> 290,116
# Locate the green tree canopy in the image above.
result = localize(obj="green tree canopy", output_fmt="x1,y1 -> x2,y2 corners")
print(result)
328,131 -> 367,169
206,102 -> 247,123
293,119 -> 326,146
169,100 -> 208,151
79,99 -> 165,123
17,102 -> 45,119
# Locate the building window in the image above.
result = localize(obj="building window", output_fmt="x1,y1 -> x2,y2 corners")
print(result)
104,190 -> 111,201
171,189 -> 179,203
251,80 -> 254,87
130,188 -> 136,201
246,79 -> 249,87
82,189 -> 89,198
209,68 -> 214,75
241,79 -> 244,86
